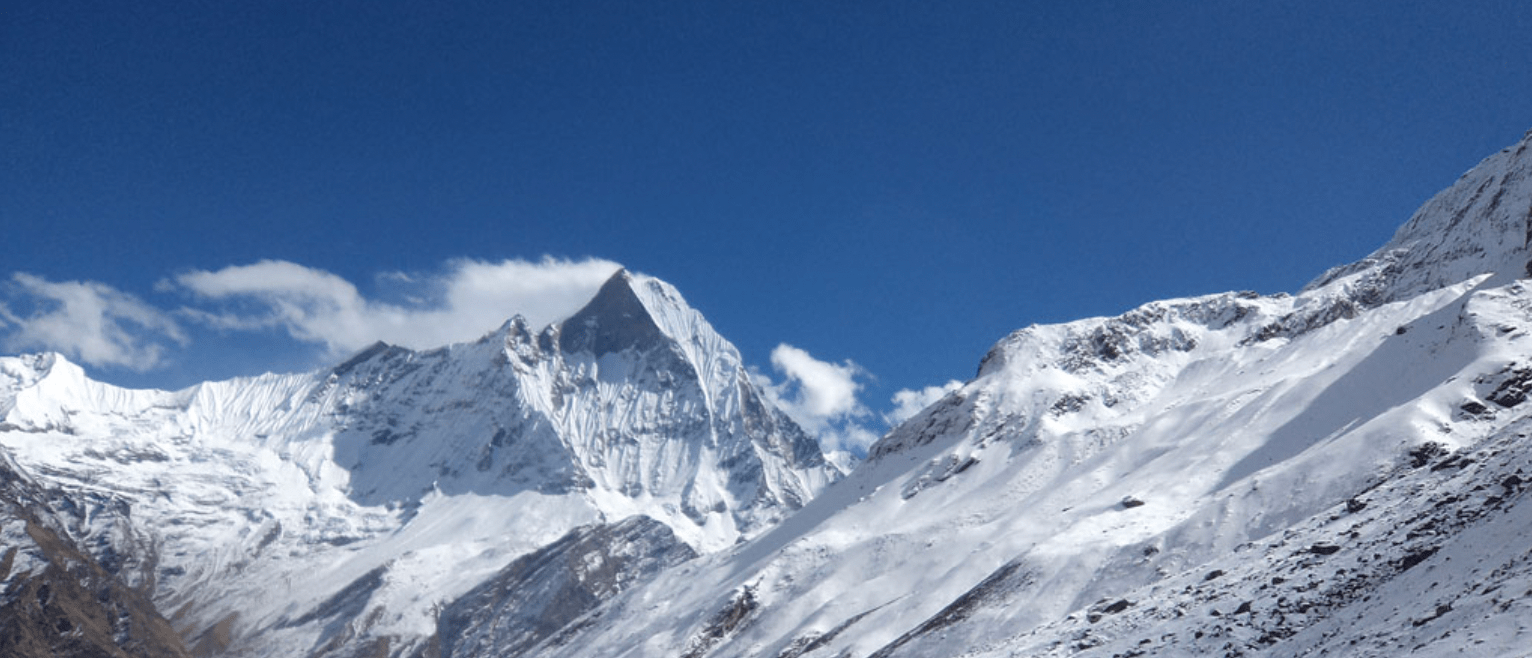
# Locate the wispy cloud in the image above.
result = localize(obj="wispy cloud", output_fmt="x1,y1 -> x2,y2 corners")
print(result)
885,380 -> 964,425
0,273 -> 187,371
168,257 -> 621,358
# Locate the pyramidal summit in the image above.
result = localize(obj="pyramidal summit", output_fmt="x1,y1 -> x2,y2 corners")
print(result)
6,130 -> 1532,658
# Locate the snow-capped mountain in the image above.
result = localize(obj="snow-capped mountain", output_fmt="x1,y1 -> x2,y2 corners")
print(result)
437,131 -> 1532,658
7,129 -> 1532,658
0,269 -> 837,657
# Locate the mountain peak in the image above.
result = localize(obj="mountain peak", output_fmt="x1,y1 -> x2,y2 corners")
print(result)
556,268 -> 672,356
1,352 -> 87,392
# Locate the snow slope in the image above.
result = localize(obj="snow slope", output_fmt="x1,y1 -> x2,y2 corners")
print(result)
0,269 -> 837,657
492,131 -> 1532,658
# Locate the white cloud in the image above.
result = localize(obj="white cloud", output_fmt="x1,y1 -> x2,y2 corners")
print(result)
1,273 -> 187,371
437,258 -> 625,333
759,343 -> 880,456
170,257 -> 621,358
755,347 -> 968,457
770,344 -> 865,420
886,380 -> 964,425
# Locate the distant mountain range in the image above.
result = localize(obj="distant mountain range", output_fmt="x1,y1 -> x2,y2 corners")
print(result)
5,129 -> 1532,657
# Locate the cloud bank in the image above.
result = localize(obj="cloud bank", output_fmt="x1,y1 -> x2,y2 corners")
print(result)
754,345 -> 967,459
0,273 -> 187,371
0,258 -> 619,372
171,257 -> 621,358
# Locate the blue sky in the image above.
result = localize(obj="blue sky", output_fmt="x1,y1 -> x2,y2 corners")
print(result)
3,1 -> 1531,451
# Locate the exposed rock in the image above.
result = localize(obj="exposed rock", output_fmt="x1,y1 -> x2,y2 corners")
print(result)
438,516 -> 696,658
866,560 -> 1029,658
680,584 -> 760,658
1408,442 -> 1449,469
1485,368 -> 1532,408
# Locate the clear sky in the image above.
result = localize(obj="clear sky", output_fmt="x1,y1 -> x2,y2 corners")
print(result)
4,1 -> 1531,451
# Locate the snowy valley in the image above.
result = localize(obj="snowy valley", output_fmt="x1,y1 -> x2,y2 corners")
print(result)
6,129 -> 1532,658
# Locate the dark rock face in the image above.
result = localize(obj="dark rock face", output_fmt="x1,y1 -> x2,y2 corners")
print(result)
558,270 -> 673,358
436,516 -> 697,658
1046,295 -> 1255,374
0,451 -> 190,658
680,585 -> 760,658
867,560 -> 1032,658
1485,367 -> 1532,408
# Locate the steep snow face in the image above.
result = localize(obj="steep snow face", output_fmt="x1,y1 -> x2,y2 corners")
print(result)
536,271 -> 836,537
509,132 -> 1532,658
0,269 -> 836,658
302,270 -> 835,548
1,446 -> 58,599
966,403 -> 1532,658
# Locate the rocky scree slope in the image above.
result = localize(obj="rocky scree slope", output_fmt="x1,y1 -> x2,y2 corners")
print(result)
0,270 -> 837,658
487,132 -> 1532,658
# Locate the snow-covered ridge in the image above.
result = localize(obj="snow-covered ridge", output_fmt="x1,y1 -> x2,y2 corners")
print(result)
1308,128 -> 1532,303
